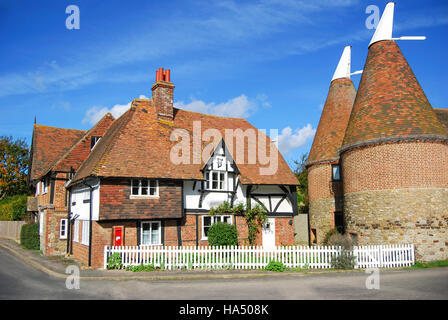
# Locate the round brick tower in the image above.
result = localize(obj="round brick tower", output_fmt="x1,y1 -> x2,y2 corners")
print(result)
340,3 -> 448,261
307,46 -> 357,244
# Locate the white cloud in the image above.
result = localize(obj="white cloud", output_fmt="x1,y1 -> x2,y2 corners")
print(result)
174,94 -> 257,118
83,95 -> 148,125
277,124 -> 316,154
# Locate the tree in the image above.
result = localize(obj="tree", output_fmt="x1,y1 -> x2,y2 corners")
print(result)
293,153 -> 309,213
0,136 -> 31,200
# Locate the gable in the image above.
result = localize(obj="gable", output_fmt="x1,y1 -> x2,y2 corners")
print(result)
30,125 -> 85,181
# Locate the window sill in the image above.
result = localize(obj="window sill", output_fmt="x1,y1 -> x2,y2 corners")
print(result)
129,195 -> 160,199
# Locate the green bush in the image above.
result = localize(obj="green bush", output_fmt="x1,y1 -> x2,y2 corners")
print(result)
107,252 -> 122,269
125,264 -> 156,272
265,260 -> 287,272
331,249 -> 356,270
207,222 -> 238,247
20,223 -> 40,250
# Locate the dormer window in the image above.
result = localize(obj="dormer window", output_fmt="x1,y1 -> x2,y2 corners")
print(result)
90,136 -> 101,150
205,171 -> 226,190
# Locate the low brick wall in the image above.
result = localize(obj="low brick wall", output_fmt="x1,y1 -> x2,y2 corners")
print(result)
344,188 -> 448,261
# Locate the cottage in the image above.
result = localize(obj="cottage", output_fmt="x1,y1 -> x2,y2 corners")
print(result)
28,68 -> 299,268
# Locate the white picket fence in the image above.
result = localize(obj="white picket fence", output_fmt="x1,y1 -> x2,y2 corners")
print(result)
104,244 -> 414,270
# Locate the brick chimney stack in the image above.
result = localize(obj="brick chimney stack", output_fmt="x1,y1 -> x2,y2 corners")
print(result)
151,67 -> 175,121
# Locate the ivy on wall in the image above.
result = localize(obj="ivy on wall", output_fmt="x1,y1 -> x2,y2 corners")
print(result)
209,201 -> 267,245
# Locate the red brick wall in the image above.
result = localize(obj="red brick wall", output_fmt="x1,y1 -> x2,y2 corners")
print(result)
180,215 -> 197,246
99,178 -> 183,220
151,82 -> 174,121
308,162 -> 343,200
72,214 -> 296,268
342,141 -> 448,194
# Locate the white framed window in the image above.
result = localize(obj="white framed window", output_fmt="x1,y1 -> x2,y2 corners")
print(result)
73,220 -> 79,242
140,221 -> 162,245
202,215 -> 233,240
59,219 -> 68,239
130,179 -> 158,197
81,221 -> 90,246
42,178 -> 48,194
205,171 -> 226,190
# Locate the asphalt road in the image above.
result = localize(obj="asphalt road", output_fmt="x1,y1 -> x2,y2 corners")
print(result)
0,246 -> 447,300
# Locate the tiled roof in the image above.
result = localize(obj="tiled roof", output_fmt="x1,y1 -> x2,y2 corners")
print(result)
434,108 -> 448,132
30,125 -> 86,181
42,113 -> 115,175
307,78 -> 356,166
71,99 -> 298,186
342,41 -> 448,151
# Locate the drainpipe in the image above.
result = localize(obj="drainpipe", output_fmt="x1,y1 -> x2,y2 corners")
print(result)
81,179 -> 94,267
66,186 -> 71,254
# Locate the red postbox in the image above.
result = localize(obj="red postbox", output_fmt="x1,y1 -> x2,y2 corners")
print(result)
113,226 -> 123,246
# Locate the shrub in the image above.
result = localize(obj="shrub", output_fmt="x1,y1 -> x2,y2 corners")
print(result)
265,260 -> 287,272
207,222 -> 238,247
20,223 -> 40,250
323,229 -> 354,249
125,264 -> 156,272
331,250 -> 356,270
10,195 -> 27,221
107,252 -> 122,269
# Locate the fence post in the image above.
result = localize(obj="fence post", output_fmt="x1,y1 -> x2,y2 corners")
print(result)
104,246 -> 108,269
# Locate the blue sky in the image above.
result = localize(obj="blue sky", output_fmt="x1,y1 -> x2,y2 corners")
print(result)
1,0 -> 447,167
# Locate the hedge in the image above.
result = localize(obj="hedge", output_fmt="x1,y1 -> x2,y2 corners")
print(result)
207,222 -> 238,247
20,223 -> 40,250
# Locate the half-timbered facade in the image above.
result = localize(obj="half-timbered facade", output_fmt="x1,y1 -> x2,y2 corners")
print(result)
29,68 -> 299,268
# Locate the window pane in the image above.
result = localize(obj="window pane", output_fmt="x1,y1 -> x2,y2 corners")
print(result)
150,180 -> 157,188
223,216 -> 230,224
151,223 -> 159,244
204,226 -> 210,237
142,223 -> 150,245
142,233 -> 150,245
140,180 -> 148,195
332,165 -> 340,180
203,216 -> 211,227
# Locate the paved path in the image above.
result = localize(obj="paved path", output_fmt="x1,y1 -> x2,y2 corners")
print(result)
0,245 -> 447,300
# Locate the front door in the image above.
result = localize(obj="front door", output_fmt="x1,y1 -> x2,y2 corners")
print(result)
262,218 -> 276,249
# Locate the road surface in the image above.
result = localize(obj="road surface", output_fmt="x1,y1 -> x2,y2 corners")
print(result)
0,246 -> 447,300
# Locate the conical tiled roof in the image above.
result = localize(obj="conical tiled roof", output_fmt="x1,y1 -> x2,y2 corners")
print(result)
307,78 -> 356,165
341,40 -> 448,151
